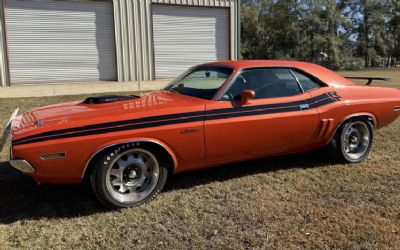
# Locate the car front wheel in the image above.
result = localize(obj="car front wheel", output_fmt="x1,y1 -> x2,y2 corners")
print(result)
90,145 -> 168,209
328,118 -> 374,163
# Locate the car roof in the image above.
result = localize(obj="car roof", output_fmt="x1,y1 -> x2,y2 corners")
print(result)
204,60 -> 354,87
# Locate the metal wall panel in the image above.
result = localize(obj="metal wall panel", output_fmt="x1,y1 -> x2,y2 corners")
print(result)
152,5 -> 230,78
113,0 -> 155,82
0,0 -> 239,85
5,0 -> 117,84
0,0 -> 9,86
151,0 -> 231,7
113,0 -> 238,82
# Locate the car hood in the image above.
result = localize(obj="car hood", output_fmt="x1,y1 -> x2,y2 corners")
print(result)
11,91 -> 206,139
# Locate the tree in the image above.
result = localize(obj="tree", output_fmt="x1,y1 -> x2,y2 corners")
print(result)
240,0 -> 397,69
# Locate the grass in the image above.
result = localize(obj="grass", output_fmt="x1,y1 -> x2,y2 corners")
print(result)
0,70 -> 399,249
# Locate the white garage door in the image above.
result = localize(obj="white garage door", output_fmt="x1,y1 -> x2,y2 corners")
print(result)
5,0 -> 117,84
152,5 -> 230,78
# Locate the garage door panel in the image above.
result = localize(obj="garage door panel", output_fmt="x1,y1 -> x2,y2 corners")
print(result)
5,0 -> 117,84
152,5 -> 230,79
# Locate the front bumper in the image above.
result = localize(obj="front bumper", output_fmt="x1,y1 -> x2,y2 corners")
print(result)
0,108 -> 19,153
1,108 -> 35,174
9,159 -> 36,174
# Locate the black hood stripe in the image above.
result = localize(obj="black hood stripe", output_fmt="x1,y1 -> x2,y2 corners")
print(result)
13,93 -> 339,146
13,93 -> 330,144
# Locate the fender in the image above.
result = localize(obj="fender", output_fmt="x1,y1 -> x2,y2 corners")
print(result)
81,138 -> 179,179
326,112 -> 377,145
341,112 -> 378,128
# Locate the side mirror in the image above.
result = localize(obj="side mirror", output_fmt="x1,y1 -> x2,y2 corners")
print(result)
237,90 -> 255,104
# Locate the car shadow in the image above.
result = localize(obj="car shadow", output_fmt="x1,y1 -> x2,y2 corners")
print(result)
164,150 -> 334,192
0,163 -> 106,224
0,150 -> 334,224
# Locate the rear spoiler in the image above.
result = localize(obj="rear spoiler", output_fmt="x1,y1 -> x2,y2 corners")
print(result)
344,77 -> 393,85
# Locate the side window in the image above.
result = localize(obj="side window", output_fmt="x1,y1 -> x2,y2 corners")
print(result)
223,68 -> 302,100
292,70 -> 321,91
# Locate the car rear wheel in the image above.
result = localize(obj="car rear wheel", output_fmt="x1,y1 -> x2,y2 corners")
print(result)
328,118 -> 374,163
90,144 -> 168,209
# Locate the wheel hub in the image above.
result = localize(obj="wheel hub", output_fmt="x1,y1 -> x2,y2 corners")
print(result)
343,121 -> 371,160
128,170 -> 137,179
124,166 -> 140,181
350,136 -> 358,144
105,148 -> 160,203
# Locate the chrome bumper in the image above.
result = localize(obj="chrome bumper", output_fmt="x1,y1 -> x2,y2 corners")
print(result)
9,159 -> 36,174
0,108 -> 19,153
0,108 -> 35,174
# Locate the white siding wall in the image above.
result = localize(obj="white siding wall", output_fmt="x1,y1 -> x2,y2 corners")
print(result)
152,5 -> 230,78
111,0 -> 239,82
5,0 -> 116,84
0,0 -> 239,86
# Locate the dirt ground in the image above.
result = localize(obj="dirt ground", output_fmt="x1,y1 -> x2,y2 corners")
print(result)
0,70 -> 399,249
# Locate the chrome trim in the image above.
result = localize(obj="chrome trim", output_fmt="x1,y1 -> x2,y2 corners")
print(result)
81,140 -> 177,179
394,106 -> 400,112
0,108 -> 19,153
289,69 -> 305,93
10,159 -> 35,174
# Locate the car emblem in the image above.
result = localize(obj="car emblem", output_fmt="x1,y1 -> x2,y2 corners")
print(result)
181,128 -> 199,134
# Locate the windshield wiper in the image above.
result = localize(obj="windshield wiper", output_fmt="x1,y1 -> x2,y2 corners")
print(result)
169,88 -> 179,94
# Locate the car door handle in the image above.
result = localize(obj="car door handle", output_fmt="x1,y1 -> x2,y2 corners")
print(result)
299,104 -> 309,111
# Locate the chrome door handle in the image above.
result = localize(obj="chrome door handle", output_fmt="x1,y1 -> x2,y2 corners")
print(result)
299,104 -> 309,111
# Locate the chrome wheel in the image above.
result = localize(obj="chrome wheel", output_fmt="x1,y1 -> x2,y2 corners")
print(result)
342,121 -> 371,161
105,148 -> 160,203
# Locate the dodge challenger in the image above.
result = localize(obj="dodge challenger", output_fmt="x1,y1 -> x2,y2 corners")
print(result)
1,60 -> 400,209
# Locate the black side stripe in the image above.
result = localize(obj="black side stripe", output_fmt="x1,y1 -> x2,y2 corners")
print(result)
13,93 -> 339,146
14,116 -> 206,146
13,93 -> 330,145
205,93 -> 330,115
205,97 -> 336,121
13,110 -> 207,144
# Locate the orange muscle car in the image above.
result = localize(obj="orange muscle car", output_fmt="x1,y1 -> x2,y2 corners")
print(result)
1,60 -> 400,208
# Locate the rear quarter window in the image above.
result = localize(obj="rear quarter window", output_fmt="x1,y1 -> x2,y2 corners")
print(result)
292,70 -> 322,91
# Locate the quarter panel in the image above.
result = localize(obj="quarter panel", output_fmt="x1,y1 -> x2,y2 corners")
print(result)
309,86 -> 400,145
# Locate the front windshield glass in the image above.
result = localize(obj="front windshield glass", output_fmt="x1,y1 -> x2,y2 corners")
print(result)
164,66 -> 234,100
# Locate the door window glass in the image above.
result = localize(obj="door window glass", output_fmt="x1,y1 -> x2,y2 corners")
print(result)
223,68 -> 303,100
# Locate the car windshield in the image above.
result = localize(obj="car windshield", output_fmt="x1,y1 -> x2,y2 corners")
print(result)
164,66 -> 234,100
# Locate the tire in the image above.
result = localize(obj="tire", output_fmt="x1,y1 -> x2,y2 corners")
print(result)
328,118 -> 374,163
90,144 -> 168,209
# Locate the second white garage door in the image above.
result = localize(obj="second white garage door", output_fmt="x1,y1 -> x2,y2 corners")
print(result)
5,0 -> 117,84
152,5 -> 230,79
